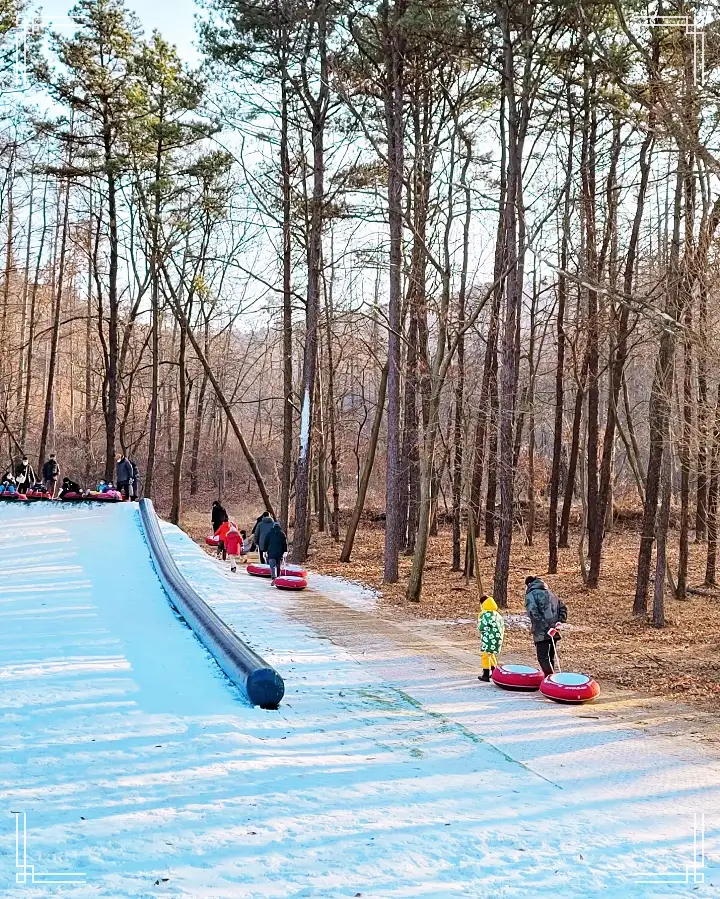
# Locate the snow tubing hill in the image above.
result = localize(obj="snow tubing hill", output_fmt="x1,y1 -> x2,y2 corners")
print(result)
492,664 -> 545,691
139,499 -> 284,709
539,672 -> 600,704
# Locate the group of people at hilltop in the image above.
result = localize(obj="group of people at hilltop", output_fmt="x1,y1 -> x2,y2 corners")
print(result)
0,451 -> 140,501
210,502 -> 288,583
477,576 -> 569,680
1,453 -> 59,497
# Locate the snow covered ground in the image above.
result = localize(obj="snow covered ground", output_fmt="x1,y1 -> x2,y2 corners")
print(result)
0,502 -> 718,897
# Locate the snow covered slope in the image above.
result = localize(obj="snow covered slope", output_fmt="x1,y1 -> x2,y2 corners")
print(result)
0,503 -> 718,897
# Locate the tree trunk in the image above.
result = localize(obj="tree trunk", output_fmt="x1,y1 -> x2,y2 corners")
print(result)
39,169 -> 71,468
170,315 -> 187,525
548,103 -> 574,571
484,346 -> 499,546
22,179 -> 49,449
634,159 -> 684,616
189,318 -> 210,496
382,0 -> 406,582
653,448 -> 671,627
292,5 -> 329,562
280,65 -> 293,531
341,364 -> 387,562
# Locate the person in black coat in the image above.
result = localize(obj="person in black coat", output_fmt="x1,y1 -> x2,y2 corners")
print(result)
116,454 -> 133,500
130,459 -> 140,500
211,500 -> 228,534
253,511 -> 274,563
15,456 -> 36,494
265,522 -> 288,583
59,477 -> 82,498
42,454 -> 60,497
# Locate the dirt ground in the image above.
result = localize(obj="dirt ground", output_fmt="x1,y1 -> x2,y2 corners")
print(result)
182,506 -> 720,716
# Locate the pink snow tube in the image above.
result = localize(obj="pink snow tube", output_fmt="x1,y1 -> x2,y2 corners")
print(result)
540,672 -> 600,704
274,575 -> 307,591
491,663 -> 545,691
205,534 -> 220,547
247,563 -> 272,578
87,491 -> 122,502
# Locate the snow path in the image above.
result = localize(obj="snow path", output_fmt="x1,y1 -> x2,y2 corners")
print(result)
0,503 -> 716,897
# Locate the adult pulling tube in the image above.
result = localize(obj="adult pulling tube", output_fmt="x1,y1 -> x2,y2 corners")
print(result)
138,499 -> 285,709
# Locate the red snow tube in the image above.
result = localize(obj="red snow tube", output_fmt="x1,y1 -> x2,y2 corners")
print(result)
280,564 -> 308,578
205,534 -> 220,547
274,575 -> 307,591
0,492 -> 26,501
247,563 -> 272,578
491,663 -> 545,691
26,490 -> 51,500
59,492 -> 85,501
540,672 -> 600,704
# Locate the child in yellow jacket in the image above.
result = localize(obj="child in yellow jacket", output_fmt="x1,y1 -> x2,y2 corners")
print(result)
477,595 -> 505,682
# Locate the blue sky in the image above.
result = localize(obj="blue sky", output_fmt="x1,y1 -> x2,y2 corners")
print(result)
31,0 -> 201,62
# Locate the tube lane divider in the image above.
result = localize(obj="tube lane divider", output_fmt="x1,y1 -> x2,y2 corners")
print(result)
138,498 -> 285,709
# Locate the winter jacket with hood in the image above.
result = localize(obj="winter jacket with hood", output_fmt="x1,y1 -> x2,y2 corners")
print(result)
265,522 -> 288,560
225,527 -> 242,556
254,513 -> 275,552
525,577 -> 561,643
477,596 -> 505,654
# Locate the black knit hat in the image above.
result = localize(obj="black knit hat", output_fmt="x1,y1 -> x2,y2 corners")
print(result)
525,575 -> 535,586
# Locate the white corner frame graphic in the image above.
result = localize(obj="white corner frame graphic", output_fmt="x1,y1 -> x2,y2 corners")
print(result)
632,14 -> 706,86
5,15 -> 80,91
635,813 -> 705,885
13,812 -> 87,885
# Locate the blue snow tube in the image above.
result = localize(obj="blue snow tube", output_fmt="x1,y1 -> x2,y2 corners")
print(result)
138,499 -> 285,709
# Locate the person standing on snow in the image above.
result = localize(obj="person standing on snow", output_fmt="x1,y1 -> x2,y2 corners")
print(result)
42,453 -> 60,497
265,521 -> 288,584
212,500 -> 228,534
477,595 -> 505,682
524,575 -> 567,676
15,455 -> 36,494
253,511 -> 274,564
116,454 -> 133,500
225,524 -> 242,573
130,459 -> 140,500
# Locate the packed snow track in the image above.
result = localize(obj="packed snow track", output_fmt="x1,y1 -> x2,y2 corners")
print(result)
0,502 -> 718,897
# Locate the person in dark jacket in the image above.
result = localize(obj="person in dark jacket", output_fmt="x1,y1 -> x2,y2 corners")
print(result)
130,460 -> 140,500
59,476 -> 82,498
116,454 -> 133,500
15,456 -> 36,494
265,521 -> 288,583
525,575 -> 567,675
253,511 -> 274,563
42,454 -> 60,497
212,500 -> 228,534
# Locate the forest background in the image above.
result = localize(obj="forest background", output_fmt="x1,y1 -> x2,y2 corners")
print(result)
2,0 -> 720,705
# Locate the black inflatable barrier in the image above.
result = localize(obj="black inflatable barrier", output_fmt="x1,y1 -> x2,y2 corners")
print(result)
138,499 -> 285,710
